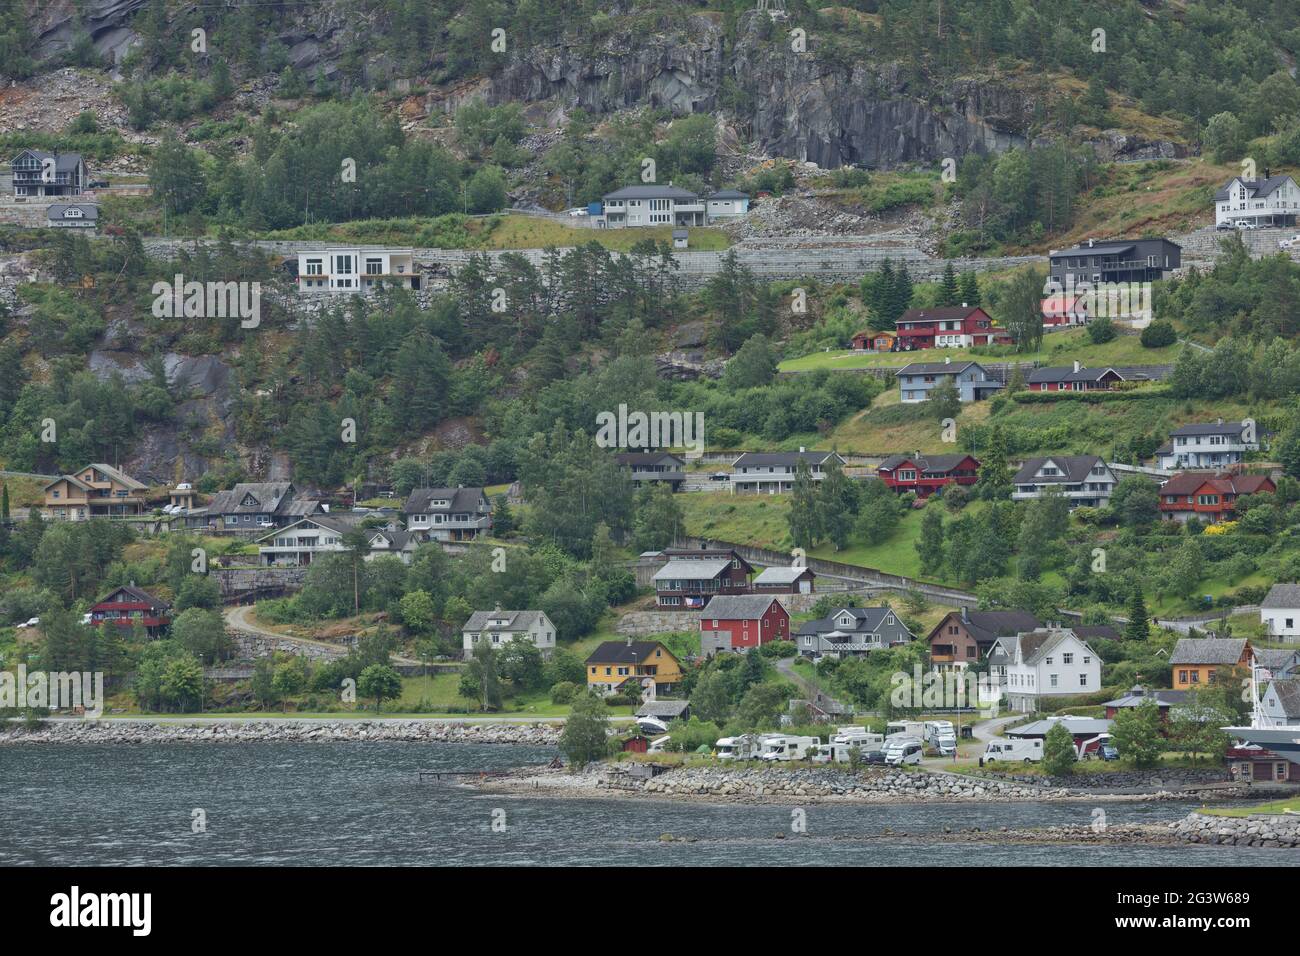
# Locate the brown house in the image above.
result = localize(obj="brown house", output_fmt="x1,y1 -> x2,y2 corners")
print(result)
652,548 -> 753,609
43,464 -> 148,520
928,606 -> 1041,671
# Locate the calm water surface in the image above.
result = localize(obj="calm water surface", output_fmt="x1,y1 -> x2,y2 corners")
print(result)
0,743 -> 1293,866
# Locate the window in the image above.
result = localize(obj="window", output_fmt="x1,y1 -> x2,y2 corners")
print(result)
1079,674 -> 1088,687
1178,669 -> 1188,683
1062,653 -> 1073,665
1050,674 -> 1059,687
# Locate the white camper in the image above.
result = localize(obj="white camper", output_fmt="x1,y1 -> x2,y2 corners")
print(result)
882,735 -> 925,766
982,737 -> 1043,763
758,735 -> 819,761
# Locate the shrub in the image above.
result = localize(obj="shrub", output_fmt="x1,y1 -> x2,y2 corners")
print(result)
549,681 -> 578,704
1140,320 -> 1177,348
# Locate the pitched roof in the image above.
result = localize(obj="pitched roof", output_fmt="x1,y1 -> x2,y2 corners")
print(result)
87,464 -> 146,489
797,606 -> 901,636
1007,717 -> 1113,737
936,609 -> 1041,646
1254,649 -> 1299,672
11,149 -> 84,172
47,203 -> 98,220
1170,637 -> 1248,666
1160,472 -> 1273,497
732,451 -> 842,467
1073,625 -> 1121,642
1168,421 -> 1248,439
707,189 -> 748,199
898,306 -> 989,323
636,700 -> 690,718
93,584 -> 170,611
654,558 -> 732,581
208,482 -> 297,515
1102,687 -> 1187,709
1214,175 -> 1296,201
603,185 -> 698,201
1263,584 -> 1300,610
895,360 -> 982,377
1026,365 -> 1120,384
1012,455 -> 1106,485
462,610 -> 548,632
1265,680 -> 1300,719
586,641 -> 674,665
699,594 -> 784,619
614,452 -> 685,467
1049,241 -> 1136,257
403,486 -> 488,514
878,453 -> 976,474
752,566 -> 814,585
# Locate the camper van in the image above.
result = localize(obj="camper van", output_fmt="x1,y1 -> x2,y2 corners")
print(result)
811,742 -> 852,764
832,727 -> 885,752
982,737 -> 1043,763
882,735 -> 925,767
758,735 -> 819,761
925,721 -> 957,756
887,720 -> 927,739
716,735 -> 762,760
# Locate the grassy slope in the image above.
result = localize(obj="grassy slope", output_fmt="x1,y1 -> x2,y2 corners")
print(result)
780,327 -> 1181,372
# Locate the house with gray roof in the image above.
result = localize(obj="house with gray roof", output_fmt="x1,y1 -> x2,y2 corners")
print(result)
752,565 -> 816,594
614,452 -> 685,490
699,594 -> 791,655
1260,680 -> 1300,727
794,605 -> 914,660
896,358 -> 1002,404
206,482 -> 320,535
1102,685 -> 1187,718
594,184 -> 749,228
1262,584 -> 1300,641
1012,455 -> 1116,508
1047,237 -> 1181,289
10,149 -> 88,198
986,627 -> 1101,713
461,608 -> 556,659
731,448 -> 845,495
1214,173 -> 1300,227
1156,420 -> 1258,471
705,189 -> 749,219
403,486 -> 492,543
256,515 -> 420,566
45,202 -> 98,232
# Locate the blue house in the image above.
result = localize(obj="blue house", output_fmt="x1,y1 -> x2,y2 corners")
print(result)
896,359 -> 1002,404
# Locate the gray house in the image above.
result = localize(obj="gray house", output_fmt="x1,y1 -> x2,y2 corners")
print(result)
10,149 -> 88,198
45,202 -> 98,233
461,608 -> 556,659
1011,455 -> 1117,508
795,606 -> 913,660
615,452 -> 686,490
403,486 -> 493,542
1047,237 -> 1181,288
896,359 -> 1002,404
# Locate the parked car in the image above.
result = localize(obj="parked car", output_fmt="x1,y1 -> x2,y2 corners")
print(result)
566,207 -> 587,217
1098,744 -> 1120,761
1280,234 -> 1300,249
1235,220 -> 1259,230
16,617 -> 39,629
709,472 -> 730,482
862,749 -> 889,765
1216,221 -> 1236,231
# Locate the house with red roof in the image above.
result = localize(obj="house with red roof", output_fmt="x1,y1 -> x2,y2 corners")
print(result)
1158,472 -> 1275,523
895,306 -> 1012,351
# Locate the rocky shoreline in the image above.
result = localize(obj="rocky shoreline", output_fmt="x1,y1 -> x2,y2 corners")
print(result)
1173,812 -> 1300,848
472,763 -> 1248,806
0,719 -> 563,746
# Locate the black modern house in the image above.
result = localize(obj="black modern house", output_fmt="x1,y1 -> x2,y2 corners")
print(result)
1047,237 -> 1181,289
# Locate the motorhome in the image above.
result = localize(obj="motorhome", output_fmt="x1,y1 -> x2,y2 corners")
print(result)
926,721 -> 957,756
887,720 -> 927,739
832,728 -> 885,753
811,742 -> 852,764
882,735 -> 925,766
758,735 -> 820,761
982,737 -> 1043,763
716,735 -> 764,760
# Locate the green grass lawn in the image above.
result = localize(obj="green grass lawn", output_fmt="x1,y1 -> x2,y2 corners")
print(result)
780,327 -> 1181,373
1203,796 -> 1300,817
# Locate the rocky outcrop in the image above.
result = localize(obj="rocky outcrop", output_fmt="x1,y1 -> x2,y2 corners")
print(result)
975,768 -> 1229,790
0,718 -> 562,746
1173,811 -> 1300,848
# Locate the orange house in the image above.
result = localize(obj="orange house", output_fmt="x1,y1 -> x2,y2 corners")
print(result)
43,463 -> 148,520
1170,637 -> 1252,690
1159,472 -> 1274,524
851,329 -> 895,351
586,640 -> 683,696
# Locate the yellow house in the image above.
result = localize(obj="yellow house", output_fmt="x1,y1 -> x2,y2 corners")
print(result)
1170,637 -> 1252,690
585,640 -> 683,696
43,464 -> 148,521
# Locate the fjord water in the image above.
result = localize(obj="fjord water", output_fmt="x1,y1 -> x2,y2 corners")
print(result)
0,743 -> 1291,866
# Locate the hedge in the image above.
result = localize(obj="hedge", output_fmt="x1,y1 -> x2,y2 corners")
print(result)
1011,386 -> 1172,404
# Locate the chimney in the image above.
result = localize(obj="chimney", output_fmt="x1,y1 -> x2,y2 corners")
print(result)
960,605 -> 969,623
961,302 -> 967,308
1073,360 -> 1080,373
944,355 -> 951,364
1088,239 -> 1095,248
626,635 -> 634,647
799,446 -> 806,453
1216,417 -> 1224,425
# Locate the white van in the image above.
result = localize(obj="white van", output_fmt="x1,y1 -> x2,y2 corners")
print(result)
926,721 -> 957,756
982,737 -> 1043,763
758,735 -> 819,761
882,735 -> 924,766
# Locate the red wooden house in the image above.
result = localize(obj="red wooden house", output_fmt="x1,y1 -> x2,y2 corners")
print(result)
698,595 -> 790,656
851,329 -> 896,351
1158,472 -> 1275,524
88,584 -> 173,639
653,548 -> 753,608
895,306 -> 1012,351
877,453 -> 980,498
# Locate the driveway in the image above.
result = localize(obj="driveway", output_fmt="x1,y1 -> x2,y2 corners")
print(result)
223,605 -> 421,666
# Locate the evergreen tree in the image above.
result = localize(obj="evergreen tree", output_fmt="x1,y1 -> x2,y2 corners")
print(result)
973,425 -> 1012,501
938,262 -> 960,307
1124,587 -> 1150,641
916,506 -> 945,575
787,459 -> 824,550
818,457 -> 857,551
958,270 -> 981,307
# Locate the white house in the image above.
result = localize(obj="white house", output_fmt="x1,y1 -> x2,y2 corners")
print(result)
461,609 -> 556,659
705,189 -> 750,220
256,515 -> 419,566
986,627 -> 1102,713
402,486 -> 492,542
1262,584 -> 1300,642
1156,420 -> 1257,471
1259,680 -> 1300,727
296,249 -> 419,293
1011,455 -> 1116,508
594,185 -> 749,228
730,449 -> 845,495
1214,174 -> 1300,228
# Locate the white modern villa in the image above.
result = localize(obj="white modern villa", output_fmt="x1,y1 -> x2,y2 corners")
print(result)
593,185 -> 748,228
1214,174 -> 1300,228
296,249 -> 419,293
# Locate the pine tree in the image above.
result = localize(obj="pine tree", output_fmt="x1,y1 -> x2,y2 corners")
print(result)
1124,587 -> 1150,641
787,459 -> 824,550
1,483 -> 8,520
916,506 -> 945,575
958,270 -> 981,307
938,262 -> 960,307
